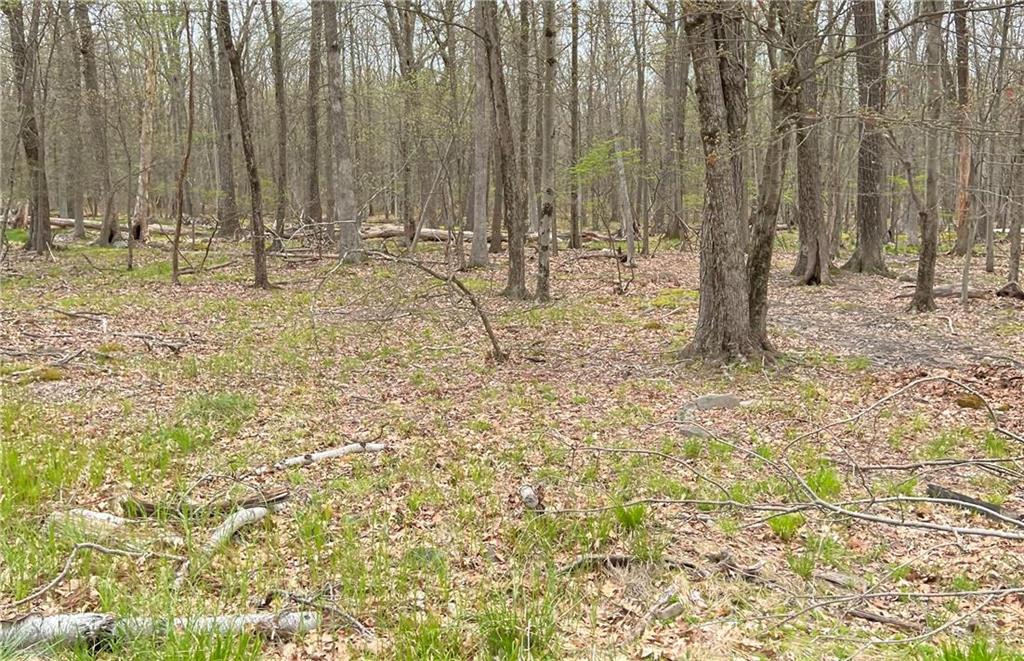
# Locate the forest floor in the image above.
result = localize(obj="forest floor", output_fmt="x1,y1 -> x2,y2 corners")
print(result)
1,227 -> 1023,660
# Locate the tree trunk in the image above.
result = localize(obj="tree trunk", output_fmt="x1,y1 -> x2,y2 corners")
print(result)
950,0 -> 972,257
482,0 -> 528,299
789,1 -> 829,285
304,1 -> 323,235
324,0 -> 360,263
489,144 -> 504,254
75,0 -> 118,246
268,0 -> 287,251
384,1 -> 418,241
683,2 -> 761,362
215,0 -> 268,289
569,0 -> 582,249
130,47 -> 157,244
209,1 -> 239,237
469,3 -> 491,268
911,0 -> 944,312
536,0 -> 555,301
1009,101 -> 1024,284
842,0 -> 889,275
58,1 -> 84,239
631,1 -> 649,256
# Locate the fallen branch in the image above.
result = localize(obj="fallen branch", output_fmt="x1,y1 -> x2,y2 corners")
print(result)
925,483 -> 1023,524
203,506 -> 272,553
252,441 -> 385,476
559,553 -> 705,578
47,509 -> 130,534
120,487 -> 290,519
847,609 -> 921,633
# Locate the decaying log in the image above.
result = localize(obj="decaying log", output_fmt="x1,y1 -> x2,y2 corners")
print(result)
996,281 -> 1024,300
47,509 -> 129,533
252,441 -> 385,476
0,611 -> 319,652
121,487 -> 290,519
49,217 -> 211,237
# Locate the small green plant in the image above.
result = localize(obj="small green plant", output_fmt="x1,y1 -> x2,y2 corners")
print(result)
787,552 -> 815,580
806,465 -> 843,499
395,614 -> 463,660
478,601 -> 556,660
768,513 -> 806,542
984,432 -> 1010,458
917,636 -> 1024,661
612,502 -> 647,532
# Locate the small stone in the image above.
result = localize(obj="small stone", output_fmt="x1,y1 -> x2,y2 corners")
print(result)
677,423 -> 710,439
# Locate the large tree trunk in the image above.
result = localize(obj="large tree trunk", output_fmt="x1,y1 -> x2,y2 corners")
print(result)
384,1 -> 418,241
683,2 -> 761,362
482,0 -> 528,299
950,0 -> 972,257
215,0 -> 268,289
469,3 -> 491,268
129,47 -> 157,244
268,0 -> 287,250
536,0 -> 555,301
842,0 -> 889,275
911,0 -> 944,312
5,0 -> 50,254
1010,101 -> 1024,284
75,1 -> 118,246
788,1 -> 829,285
304,1 -> 323,235
324,1 -> 360,263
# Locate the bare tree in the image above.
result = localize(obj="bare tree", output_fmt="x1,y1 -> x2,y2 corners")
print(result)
323,1 -> 360,262
536,0 -> 555,301
304,1 -> 323,235
468,3 -> 490,268
266,0 -> 287,251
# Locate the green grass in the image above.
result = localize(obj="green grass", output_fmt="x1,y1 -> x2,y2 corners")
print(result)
768,512 -> 806,541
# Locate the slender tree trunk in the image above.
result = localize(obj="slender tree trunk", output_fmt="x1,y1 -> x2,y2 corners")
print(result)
951,0 -> 972,256
1009,101 -> 1024,284
469,3 -> 491,268
482,0 -> 528,299
536,0 -> 555,301
911,0 -> 944,312
489,144 -> 504,254
568,0 -> 582,249
683,2 -> 760,362
631,1 -> 649,256
130,47 -> 157,243
172,6 -> 195,286
58,0 -> 84,239
842,0 -> 889,275
305,1 -> 323,236
268,0 -> 287,251
384,1 -> 418,241
210,1 -> 239,237
75,0 -> 118,246
324,0 -> 360,262
216,0 -> 268,288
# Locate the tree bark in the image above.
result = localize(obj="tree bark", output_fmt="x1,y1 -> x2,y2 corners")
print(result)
842,0 -> 889,275
324,1 -> 360,263
536,0 -> 555,301
74,1 -> 117,246
208,0 -> 239,237
129,47 -> 157,243
267,0 -> 287,251
304,1 -> 323,235
482,0 -> 528,299
58,0 -> 84,239
216,0 -> 268,289
569,0 -> 582,249
683,2 -> 761,362
911,0 -> 944,312
950,0 -> 972,257
469,3 -> 491,268
1009,101 -> 1024,284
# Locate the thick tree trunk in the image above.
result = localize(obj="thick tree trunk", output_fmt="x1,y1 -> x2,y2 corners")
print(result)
469,3 -> 491,268
210,1 -> 239,237
683,2 -> 761,362
129,48 -> 157,243
482,1 -> 528,299
842,0 -> 889,275
75,0 -> 118,246
324,1 -> 360,263
536,0 -> 555,301
216,0 -> 268,289
911,0 -> 944,312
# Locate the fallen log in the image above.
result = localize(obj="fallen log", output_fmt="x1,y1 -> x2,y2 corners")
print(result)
47,509 -> 129,534
0,611 -> 319,652
203,506 -> 273,553
49,217 -> 211,237
996,281 -> 1024,300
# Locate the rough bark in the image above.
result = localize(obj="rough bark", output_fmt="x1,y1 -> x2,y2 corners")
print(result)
536,0 -> 555,301
268,0 -> 287,250
216,0 -> 269,289
911,0 -> 944,312
75,1 -> 118,246
469,3 -> 491,268
209,0 -> 239,237
1010,101 -> 1024,284
950,0 -> 973,256
129,47 -> 157,243
324,1 -> 361,262
58,0 -> 84,239
304,1 -> 323,233
631,0 -> 649,256
683,2 -> 761,362
384,1 -> 418,241
842,0 -> 889,275
569,0 -> 582,249
482,0 -> 528,299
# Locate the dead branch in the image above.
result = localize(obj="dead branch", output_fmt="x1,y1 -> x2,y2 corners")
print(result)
203,506 -> 272,553
120,486 -> 290,519
559,554 -> 706,578
251,441 -> 385,476
925,483 -> 1023,524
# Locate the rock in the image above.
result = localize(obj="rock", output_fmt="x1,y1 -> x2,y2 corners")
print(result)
677,423 -> 710,439
690,393 -> 741,411
955,393 -> 986,410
